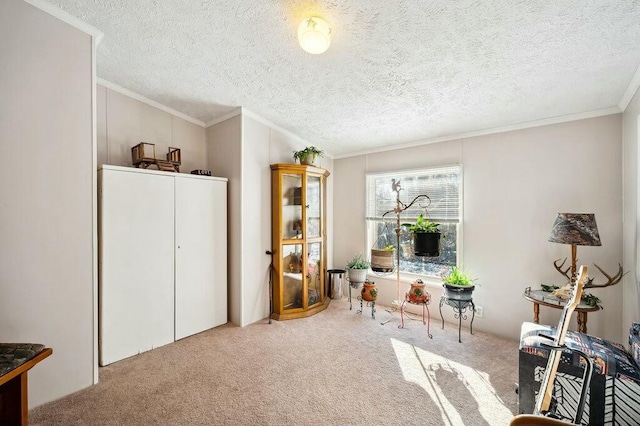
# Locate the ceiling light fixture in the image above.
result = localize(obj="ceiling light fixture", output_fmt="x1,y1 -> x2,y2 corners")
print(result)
298,16 -> 332,54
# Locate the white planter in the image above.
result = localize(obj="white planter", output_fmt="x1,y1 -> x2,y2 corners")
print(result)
347,268 -> 368,286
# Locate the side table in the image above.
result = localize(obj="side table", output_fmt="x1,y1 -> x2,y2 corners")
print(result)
398,294 -> 432,338
439,295 -> 475,343
523,287 -> 600,333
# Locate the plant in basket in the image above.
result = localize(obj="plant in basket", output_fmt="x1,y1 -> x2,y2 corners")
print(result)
370,244 -> 395,272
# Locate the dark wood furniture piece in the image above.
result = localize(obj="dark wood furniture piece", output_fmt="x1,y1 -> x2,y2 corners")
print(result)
0,344 -> 52,426
523,288 -> 599,333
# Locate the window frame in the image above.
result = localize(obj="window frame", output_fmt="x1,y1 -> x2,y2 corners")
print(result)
365,165 -> 463,282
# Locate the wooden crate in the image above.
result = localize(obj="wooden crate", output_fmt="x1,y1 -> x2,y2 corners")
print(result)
131,142 -> 156,168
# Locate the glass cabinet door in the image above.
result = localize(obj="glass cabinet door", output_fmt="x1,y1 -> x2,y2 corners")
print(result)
282,173 -> 303,240
306,175 -> 321,238
282,244 -> 303,310
306,242 -> 323,307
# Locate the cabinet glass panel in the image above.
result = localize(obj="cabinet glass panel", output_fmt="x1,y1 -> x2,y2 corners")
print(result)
306,175 -> 321,238
307,242 -> 322,307
282,174 -> 303,240
282,244 -> 303,310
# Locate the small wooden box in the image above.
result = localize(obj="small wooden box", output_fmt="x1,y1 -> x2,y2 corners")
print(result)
131,142 -> 156,167
167,147 -> 181,164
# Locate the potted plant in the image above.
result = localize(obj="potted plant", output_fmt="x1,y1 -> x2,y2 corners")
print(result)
293,146 -> 324,166
370,244 -> 395,272
442,266 -> 475,300
346,253 -> 370,287
407,278 -> 430,304
361,279 -> 378,301
403,213 -> 441,257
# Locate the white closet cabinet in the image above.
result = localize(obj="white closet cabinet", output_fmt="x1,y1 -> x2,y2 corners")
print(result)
98,166 -> 227,366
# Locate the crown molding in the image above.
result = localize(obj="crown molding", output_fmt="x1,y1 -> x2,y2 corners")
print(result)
239,107 -> 334,157
619,62 -> 640,112
204,108 -> 242,127
23,0 -> 103,44
97,79 -> 206,127
333,107 -> 622,159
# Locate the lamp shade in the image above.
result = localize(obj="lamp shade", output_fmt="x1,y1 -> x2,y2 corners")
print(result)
298,17 -> 332,54
548,213 -> 601,246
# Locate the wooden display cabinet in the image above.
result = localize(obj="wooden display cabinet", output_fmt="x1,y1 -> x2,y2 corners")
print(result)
271,164 -> 330,320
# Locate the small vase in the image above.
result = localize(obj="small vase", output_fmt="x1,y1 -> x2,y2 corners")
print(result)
407,280 -> 430,304
361,281 -> 377,301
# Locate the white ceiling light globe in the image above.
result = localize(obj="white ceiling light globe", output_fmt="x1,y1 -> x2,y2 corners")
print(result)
298,17 -> 332,54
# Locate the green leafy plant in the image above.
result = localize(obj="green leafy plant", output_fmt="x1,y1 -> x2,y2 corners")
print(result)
383,245 -> 395,251
442,266 -> 475,287
541,284 -> 560,292
582,293 -> 603,309
403,214 -> 440,233
293,146 -> 324,164
370,288 -> 378,298
346,253 -> 370,270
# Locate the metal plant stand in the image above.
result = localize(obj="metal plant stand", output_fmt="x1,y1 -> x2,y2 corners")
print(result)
398,296 -> 432,338
378,179 -> 434,326
439,295 -> 475,343
356,295 -> 376,319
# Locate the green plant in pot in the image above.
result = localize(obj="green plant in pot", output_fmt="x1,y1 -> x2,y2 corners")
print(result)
403,213 -> 441,257
346,253 -> 370,288
293,146 -> 324,166
442,266 -> 475,300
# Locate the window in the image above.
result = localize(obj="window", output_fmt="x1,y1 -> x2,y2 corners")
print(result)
366,166 -> 461,278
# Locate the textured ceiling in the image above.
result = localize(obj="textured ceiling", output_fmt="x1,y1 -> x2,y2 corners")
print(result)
45,0 -> 640,156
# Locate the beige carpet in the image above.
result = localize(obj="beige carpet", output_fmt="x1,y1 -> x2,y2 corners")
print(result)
30,300 -> 520,425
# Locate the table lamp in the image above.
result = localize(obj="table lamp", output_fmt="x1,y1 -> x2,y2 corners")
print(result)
548,213 -> 601,283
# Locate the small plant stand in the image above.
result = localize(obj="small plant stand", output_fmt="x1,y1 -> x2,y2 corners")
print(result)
439,295 -> 475,343
357,295 -> 376,319
398,295 -> 433,338
346,275 -> 361,311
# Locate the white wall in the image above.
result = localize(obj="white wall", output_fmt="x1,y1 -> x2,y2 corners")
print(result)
97,85 -> 207,173
240,115 -> 271,326
622,87 -> 640,334
0,0 -> 95,406
334,115 -> 624,343
206,111 -> 334,326
206,115 -> 242,325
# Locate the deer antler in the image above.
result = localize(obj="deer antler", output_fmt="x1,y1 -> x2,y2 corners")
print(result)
584,263 -> 626,289
553,258 -> 571,281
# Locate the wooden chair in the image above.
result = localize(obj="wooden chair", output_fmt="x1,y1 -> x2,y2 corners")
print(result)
0,344 -> 52,426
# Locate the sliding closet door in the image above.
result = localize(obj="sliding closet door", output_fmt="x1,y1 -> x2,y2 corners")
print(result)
174,176 -> 227,340
99,168 -> 175,365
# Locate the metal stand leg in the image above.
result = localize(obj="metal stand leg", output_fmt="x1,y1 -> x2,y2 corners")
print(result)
440,296 -> 474,343
349,284 -> 352,310
470,300 -> 475,335
399,299 -> 432,339
398,300 -> 407,329
371,301 -> 376,319
424,303 -> 432,339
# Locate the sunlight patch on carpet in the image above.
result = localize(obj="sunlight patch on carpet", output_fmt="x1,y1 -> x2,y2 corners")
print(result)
391,338 -> 512,426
